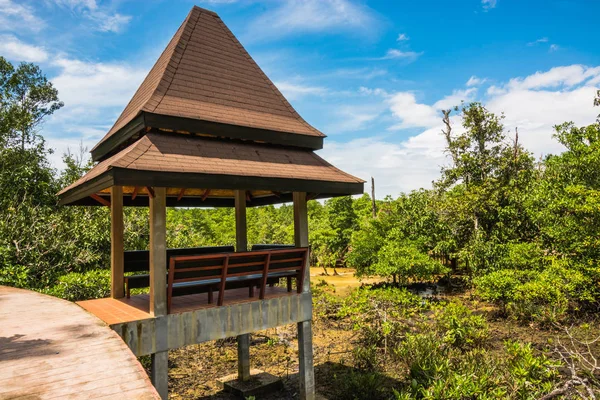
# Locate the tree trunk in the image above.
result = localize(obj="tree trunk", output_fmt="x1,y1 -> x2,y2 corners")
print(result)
371,177 -> 377,218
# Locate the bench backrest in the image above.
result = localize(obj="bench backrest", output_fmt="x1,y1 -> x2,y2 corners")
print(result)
250,244 -> 295,251
123,245 -> 235,273
168,247 -> 308,309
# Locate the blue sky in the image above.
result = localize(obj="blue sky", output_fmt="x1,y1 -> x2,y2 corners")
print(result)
1,0 -> 599,197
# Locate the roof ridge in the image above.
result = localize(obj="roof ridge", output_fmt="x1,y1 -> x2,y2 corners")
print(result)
146,8 -> 202,113
115,135 -> 154,169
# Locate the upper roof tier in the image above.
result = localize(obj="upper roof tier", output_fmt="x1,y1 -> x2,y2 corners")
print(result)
91,6 -> 325,161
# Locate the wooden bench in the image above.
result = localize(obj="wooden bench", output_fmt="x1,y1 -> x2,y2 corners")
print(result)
123,245 -> 234,298
167,247 -> 308,313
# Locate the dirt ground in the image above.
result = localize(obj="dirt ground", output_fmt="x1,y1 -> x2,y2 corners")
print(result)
167,268 -> 379,399
164,270 -> 599,400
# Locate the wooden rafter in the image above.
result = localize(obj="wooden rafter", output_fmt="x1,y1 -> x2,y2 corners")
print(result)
131,186 -> 139,200
201,189 -> 211,201
90,194 -> 110,207
271,191 -> 281,198
146,186 -> 155,198
307,193 -> 320,201
177,188 -> 186,201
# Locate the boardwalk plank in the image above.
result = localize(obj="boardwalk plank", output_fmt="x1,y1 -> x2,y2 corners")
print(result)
0,286 -> 159,400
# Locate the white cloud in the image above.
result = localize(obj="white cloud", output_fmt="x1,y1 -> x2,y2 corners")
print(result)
50,58 -> 146,108
466,75 -> 486,86
375,49 -> 423,62
388,92 -> 440,129
53,0 -> 131,33
0,0 -> 44,32
325,104 -> 383,134
246,0 -> 378,41
397,33 -> 409,41
527,37 -> 548,46
482,0 -> 497,10
273,81 -> 328,100
0,35 -> 48,62
549,44 -> 559,52
433,88 -> 477,110
487,85 -> 598,157
505,65 -> 600,91
323,64 -> 600,197
319,129 -> 449,196
359,86 -> 389,97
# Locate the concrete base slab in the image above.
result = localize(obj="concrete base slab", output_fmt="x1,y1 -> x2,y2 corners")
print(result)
217,369 -> 283,398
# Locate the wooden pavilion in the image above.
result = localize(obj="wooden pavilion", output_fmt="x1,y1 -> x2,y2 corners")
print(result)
58,6 -> 364,400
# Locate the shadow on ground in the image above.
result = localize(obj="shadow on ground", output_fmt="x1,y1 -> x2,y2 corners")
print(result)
0,334 -> 57,361
192,361 -> 403,400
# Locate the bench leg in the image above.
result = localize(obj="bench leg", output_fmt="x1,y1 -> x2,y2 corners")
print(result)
126,284 -> 130,299
287,276 -> 292,292
269,282 -> 275,287
249,285 -> 255,298
208,286 -> 213,304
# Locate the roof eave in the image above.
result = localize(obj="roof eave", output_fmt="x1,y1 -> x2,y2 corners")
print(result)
91,111 -> 325,162
58,167 -> 363,206
57,170 -> 115,206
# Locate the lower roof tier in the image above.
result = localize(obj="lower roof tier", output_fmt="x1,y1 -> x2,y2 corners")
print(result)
58,132 -> 364,207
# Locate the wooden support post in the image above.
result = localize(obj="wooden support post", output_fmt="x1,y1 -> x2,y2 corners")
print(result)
149,187 -> 168,399
294,192 -> 310,292
110,186 -> 124,299
294,192 -> 315,400
151,351 -> 168,400
235,189 -> 247,253
234,189 -> 251,381
149,187 -> 167,317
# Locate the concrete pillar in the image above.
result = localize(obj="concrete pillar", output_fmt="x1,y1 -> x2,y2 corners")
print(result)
110,186 -> 124,299
149,187 -> 167,317
234,189 -> 251,381
149,187 -> 168,399
151,351 -> 168,400
293,192 -> 315,400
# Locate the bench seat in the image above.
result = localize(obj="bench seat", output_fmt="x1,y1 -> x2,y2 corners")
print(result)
123,246 -> 234,297
167,248 -> 308,313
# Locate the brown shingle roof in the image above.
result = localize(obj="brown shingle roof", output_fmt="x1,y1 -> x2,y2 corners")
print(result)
60,133 -> 363,197
91,6 -> 323,155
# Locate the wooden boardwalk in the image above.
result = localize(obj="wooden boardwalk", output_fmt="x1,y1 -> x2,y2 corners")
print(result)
0,286 -> 160,400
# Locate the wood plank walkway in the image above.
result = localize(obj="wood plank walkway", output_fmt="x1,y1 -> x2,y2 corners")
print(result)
0,286 -> 160,400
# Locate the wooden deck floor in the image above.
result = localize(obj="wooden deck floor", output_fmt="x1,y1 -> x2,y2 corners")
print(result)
77,286 -> 292,325
0,286 -> 160,400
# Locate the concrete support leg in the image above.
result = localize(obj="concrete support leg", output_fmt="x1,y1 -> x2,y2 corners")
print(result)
237,333 -> 251,381
151,351 -> 168,400
298,320 -> 315,400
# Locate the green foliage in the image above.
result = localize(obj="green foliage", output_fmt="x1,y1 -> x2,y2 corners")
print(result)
394,309 -> 557,399
374,241 -> 448,284
45,269 -> 111,301
0,57 -> 63,149
476,259 -> 599,323
432,302 -> 488,349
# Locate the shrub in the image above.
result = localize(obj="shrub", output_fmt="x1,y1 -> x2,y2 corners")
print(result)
334,370 -> 389,400
373,241 -> 449,285
476,259 -> 598,323
433,302 -> 489,349
474,269 -> 534,313
395,333 -> 558,399
46,269 -> 111,301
